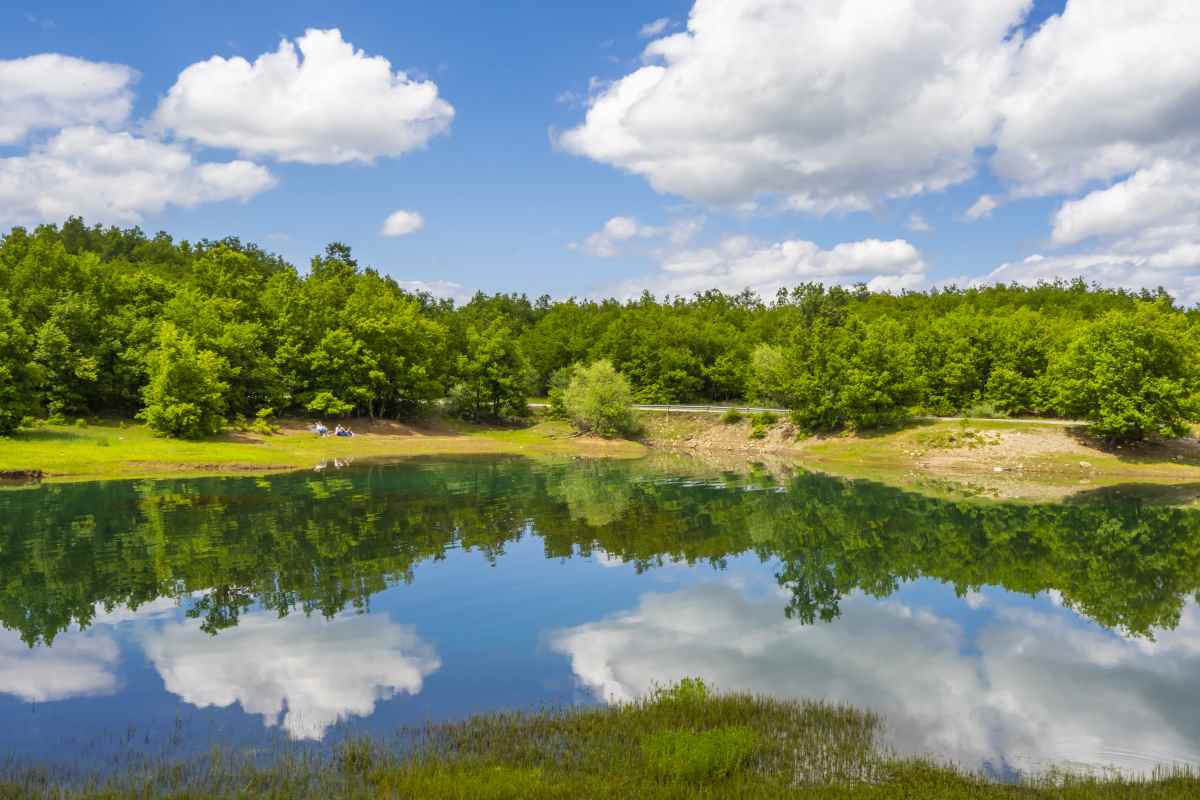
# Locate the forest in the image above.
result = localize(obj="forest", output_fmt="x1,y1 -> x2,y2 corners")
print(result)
0,218 -> 1198,443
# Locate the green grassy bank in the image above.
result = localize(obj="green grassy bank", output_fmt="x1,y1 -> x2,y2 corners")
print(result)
2,682 -> 1194,799
0,417 -> 644,482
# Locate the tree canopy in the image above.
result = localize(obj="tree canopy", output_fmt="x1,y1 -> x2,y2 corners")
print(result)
0,218 -> 1198,441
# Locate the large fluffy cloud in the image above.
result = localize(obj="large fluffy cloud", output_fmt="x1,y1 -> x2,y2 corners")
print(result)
0,54 -> 136,144
155,28 -> 454,164
560,0 -> 1027,211
549,584 -> 1200,774
0,627 -> 120,703
992,1 -> 1200,197
609,235 -> 926,298
141,610 -> 440,740
0,126 -> 276,226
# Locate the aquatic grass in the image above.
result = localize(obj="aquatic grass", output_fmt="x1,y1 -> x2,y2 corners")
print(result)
3,681 -> 1197,798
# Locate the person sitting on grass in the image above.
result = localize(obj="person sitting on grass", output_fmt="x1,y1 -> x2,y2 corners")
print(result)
313,421 -> 328,437
336,425 -> 354,437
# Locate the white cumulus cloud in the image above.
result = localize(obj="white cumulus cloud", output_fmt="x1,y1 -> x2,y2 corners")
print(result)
570,215 -> 702,257
560,0 -> 1027,212
141,610 -> 441,741
639,18 -> 671,38
993,0 -> 1200,198
0,126 -> 276,226
965,194 -> 998,221
610,235 -> 926,298
155,28 -> 455,165
0,53 -> 136,143
381,209 -> 425,237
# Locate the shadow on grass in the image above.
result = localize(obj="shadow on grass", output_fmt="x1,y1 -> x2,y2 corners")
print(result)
11,428 -> 90,443
1065,427 -> 1200,468
1065,482 -> 1200,506
838,416 -> 938,440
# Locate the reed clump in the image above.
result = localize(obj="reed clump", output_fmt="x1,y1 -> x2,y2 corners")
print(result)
1,680 -> 1198,799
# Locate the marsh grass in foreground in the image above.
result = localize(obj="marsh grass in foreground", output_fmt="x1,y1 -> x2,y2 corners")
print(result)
2,681 -> 1197,799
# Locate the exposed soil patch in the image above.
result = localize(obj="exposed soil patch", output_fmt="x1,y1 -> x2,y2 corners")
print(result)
638,411 -> 1200,503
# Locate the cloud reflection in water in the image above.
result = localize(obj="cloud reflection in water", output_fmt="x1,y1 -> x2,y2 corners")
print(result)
549,583 -> 1200,775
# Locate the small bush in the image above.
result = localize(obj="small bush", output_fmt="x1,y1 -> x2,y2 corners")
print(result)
74,417 -> 88,428
250,407 -> 280,435
750,411 -> 778,426
721,408 -> 744,425
47,414 -> 67,426
652,677 -> 712,707
962,401 -> 1008,419
642,725 -> 760,782
563,360 -> 638,438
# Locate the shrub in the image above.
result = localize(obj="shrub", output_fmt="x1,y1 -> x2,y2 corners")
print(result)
642,725 -> 760,782
750,411 -> 778,426
250,407 -> 280,435
721,408 -> 744,425
563,360 -> 638,438
546,365 -> 577,419
138,323 -> 228,439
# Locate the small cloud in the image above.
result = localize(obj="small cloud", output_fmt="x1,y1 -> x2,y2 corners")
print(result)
965,194 -> 999,221
907,213 -> 931,232
395,280 -> 474,306
381,209 -> 425,237
25,12 -> 55,30
570,215 -> 703,257
639,18 -> 671,38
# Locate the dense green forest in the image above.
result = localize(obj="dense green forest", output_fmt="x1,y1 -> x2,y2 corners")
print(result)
1,218 -> 1198,442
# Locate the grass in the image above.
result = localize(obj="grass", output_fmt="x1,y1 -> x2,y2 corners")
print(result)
1,681 -> 1195,799
0,416 -> 645,482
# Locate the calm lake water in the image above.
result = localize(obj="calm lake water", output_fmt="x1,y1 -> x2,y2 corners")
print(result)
3,455 -> 1200,778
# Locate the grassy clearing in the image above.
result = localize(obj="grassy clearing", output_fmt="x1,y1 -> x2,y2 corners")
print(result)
1,681 -> 1195,799
0,416 -> 644,482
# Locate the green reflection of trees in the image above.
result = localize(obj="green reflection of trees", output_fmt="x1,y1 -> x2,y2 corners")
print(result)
2,457 -> 1200,646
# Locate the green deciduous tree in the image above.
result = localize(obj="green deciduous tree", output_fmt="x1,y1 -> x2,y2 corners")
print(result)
1050,308 -> 1199,443
138,322 -> 229,438
448,320 -> 530,421
563,360 -> 637,438
0,298 -> 35,434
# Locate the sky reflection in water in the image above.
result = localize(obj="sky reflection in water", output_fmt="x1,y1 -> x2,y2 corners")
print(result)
1,456 -> 1199,775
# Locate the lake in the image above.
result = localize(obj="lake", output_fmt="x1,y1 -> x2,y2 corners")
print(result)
3,455 -> 1200,778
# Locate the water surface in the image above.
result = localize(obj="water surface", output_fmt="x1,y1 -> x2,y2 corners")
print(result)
3,456 -> 1200,777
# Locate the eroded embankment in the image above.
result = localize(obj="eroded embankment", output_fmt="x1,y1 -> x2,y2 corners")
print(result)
637,411 -> 1200,503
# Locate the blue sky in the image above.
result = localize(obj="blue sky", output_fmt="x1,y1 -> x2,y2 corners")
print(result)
2,1 -> 1198,304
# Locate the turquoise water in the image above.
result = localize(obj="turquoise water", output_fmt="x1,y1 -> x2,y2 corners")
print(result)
2,456 -> 1200,776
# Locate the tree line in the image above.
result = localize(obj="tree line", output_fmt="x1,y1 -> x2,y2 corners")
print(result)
1,218 -> 1197,442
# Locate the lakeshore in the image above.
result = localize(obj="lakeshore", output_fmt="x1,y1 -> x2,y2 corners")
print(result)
5,411 -> 1200,504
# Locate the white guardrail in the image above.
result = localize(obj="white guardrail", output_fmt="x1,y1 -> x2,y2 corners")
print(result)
527,402 -> 1084,425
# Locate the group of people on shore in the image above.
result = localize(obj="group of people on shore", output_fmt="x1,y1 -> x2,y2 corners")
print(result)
312,422 -> 355,438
